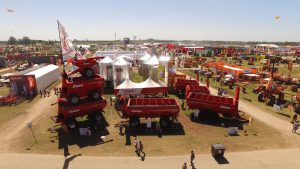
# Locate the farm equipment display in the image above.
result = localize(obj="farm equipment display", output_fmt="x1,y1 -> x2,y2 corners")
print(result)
57,98 -> 107,125
187,87 -> 240,118
57,57 -> 107,127
68,56 -> 103,78
61,74 -> 104,104
174,79 -> 198,94
185,85 -> 210,98
121,98 -> 180,129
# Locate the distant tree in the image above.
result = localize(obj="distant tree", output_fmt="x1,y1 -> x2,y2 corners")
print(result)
7,36 -> 17,45
21,36 -> 31,45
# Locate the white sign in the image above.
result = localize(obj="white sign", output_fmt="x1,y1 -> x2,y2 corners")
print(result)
228,127 -> 238,135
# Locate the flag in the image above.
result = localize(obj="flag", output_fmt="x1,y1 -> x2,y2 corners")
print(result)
57,20 -> 78,61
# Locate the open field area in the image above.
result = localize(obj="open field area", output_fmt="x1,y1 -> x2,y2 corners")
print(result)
0,68 -> 299,157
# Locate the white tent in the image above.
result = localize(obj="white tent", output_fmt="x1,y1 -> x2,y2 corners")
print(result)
140,77 -> 161,88
144,55 -> 159,82
159,55 -> 171,85
98,56 -> 114,81
138,53 -> 151,61
113,58 -> 132,87
115,78 -> 166,96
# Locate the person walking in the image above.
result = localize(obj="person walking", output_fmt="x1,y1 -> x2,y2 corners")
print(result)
292,120 -> 299,133
139,141 -> 143,154
134,137 -> 139,154
119,122 -> 124,135
39,90 -> 42,98
43,90 -> 47,98
190,150 -> 195,166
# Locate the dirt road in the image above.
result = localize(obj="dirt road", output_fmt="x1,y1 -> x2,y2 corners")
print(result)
1,148 -> 300,169
0,92 -> 58,151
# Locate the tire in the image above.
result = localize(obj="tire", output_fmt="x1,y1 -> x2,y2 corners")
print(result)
129,117 -> 140,129
91,91 -> 101,100
294,104 -> 300,114
84,68 -> 94,78
69,95 -> 79,104
160,117 -> 170,128
258,93 -> 264,102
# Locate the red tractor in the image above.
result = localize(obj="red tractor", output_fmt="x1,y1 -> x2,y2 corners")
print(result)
69,57 -> 103,78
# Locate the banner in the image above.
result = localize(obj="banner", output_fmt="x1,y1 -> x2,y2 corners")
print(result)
57,20 -> 77,61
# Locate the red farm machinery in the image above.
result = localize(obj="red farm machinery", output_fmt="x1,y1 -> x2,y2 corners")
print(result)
121,98 -> 180,129
57,57 -> 107,128
186,86 -> 241,119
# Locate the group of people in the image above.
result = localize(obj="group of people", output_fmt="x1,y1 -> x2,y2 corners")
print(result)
134,137 -> 145,161
182,150 -> 196,169
54,87 -> 62,97
39,89 -> 50,98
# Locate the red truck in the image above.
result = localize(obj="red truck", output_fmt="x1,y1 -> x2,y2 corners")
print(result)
57,97 -> 107,127
61,74 -> 104,104
187,87 -> 240,118
122,98 -> 180,129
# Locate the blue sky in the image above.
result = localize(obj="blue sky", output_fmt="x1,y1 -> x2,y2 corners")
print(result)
0,0 -> 300,41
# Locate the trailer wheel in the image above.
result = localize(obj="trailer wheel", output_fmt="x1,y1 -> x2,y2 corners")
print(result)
67,119 -> 77,129
91,91 -> 101,100
129,117 -> 140,129
294,104 -> 300,114
84,68 -> 94,78
160,117 -> 170,128
69,95 -> 80,104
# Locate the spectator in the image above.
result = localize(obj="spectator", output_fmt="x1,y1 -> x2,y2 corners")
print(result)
134,137 -> 139,153
182,162 -> 187,169
190,150 -> 195,166
39,90 -> 42,98
292,120 -> 299,133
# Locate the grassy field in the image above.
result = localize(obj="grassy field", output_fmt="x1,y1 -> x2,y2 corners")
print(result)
4,68 -> 299,156
0,80 -> 61,127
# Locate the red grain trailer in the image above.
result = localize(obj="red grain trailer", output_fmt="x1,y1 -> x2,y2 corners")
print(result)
122,98 -> 180,129
174,79 -> 198,94
187,87 -> 240,118
61,74 -> 104,104
57,97 -> 107,126
185,85 -> 210,98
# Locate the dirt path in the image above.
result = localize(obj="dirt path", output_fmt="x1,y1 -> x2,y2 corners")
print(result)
1,148 -> 300,169
0,92 -> 58,151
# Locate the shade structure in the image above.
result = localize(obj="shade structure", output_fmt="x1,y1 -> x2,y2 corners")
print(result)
113,58 -> 132,87
98,56 -> 114,81
114,77 -> 168,96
